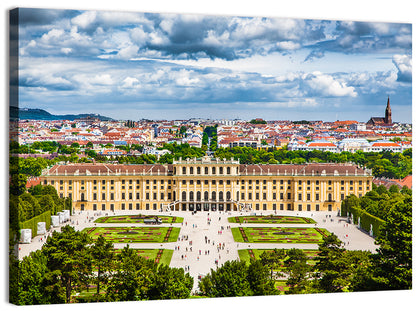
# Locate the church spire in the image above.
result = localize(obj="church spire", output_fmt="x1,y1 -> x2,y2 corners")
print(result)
385,96 -> 392,124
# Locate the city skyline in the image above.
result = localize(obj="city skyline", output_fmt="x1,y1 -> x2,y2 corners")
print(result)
15,8 -> 412,122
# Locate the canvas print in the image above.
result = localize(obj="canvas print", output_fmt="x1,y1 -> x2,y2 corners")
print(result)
9,7 -> 412,305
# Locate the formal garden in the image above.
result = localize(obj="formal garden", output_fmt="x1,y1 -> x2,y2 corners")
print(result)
238,248 -> 319,265
112,248 -> 174,266
231,227 -> 330,243
94,214 -> 184,224
83,226 -> 180,243
228,215 -> 316,224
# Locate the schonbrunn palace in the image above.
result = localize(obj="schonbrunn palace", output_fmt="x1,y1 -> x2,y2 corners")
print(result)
41,156 -> 372,213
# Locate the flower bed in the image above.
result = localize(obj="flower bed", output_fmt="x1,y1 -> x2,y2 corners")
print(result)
228,215 -> 316,224
83,226 -> 180,243
94,215 -> 183,224
234,227 -> 330,244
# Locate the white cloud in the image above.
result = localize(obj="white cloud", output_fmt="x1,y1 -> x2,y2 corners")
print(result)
40,28 -> 65,42
61,47 -> 72,54
275,41 -> 301,50
117,45 -> 139,60
71,11 -> 97,29
130,27 -> 149,45
175,69 -> 200,86
393,54 -> 412,82
303,71 -> 357,97
122,77 -> 140,88
91,74 -> 113,85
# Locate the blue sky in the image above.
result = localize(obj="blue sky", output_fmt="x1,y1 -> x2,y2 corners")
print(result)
16,8 -> 412,122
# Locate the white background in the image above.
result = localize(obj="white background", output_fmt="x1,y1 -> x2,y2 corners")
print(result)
1,0 -> 415,310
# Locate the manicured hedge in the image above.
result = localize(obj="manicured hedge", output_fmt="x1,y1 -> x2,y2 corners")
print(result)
348,206 -> 385,237
19,210 -> 52,238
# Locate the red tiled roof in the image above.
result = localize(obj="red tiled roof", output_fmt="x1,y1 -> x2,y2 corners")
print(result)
371,142 -> 400,147
46,163 -> 169,175
392,175 -> 412,189
308,142 -> 336,147
26,177 -> 41,188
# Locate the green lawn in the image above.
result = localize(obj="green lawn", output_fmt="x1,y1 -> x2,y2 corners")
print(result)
238,249 -> 319,266
113,248 -> 173,266
95,215 -> 184,224
275,280 -> 290,293
232,227 -> 330,243
228,215 -> 316,224
83,226 -> 180,243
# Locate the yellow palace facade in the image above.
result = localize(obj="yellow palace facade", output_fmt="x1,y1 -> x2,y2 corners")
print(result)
41,156 -> 372,213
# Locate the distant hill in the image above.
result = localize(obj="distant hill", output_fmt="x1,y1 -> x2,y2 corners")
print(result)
10,106 -> 114,121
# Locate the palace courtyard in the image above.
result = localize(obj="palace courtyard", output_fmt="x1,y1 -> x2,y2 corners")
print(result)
18,209 -> 378,292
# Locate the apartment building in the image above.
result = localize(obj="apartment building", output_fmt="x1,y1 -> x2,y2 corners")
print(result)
41,156 -> 372,213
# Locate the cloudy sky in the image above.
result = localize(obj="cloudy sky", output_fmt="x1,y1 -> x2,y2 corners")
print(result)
15,8 -> 412,122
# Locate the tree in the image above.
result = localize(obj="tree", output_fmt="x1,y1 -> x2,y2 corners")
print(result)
90,235 -> 114,297
10,173 -> 27,196
313,234 -> 371,293
202,132 -> 209,146
106,245 -> 155,301
284,249 -> 311,294
148,265 -> 193,299
356,198 -> 412,291
42,226 -> 92,303
198,260 -> 252,297
17,250 -> 65,305
247,259 -> 278,296
313,233 -> 349,292
259,248 -> 285,279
